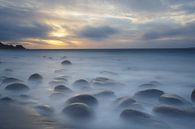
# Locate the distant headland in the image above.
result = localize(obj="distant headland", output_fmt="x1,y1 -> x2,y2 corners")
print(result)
0,42 -> 26,50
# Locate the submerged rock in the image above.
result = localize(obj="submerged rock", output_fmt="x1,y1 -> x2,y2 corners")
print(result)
62,103 -> 93,120
66,94 -> 98,107
134,89 -> 164,99
159,93 -> 188,105
120,109 -> 151,122
91,77 -> 122,87
191,89 -> 195,102
5,83 -> 29,92
94,90 -> 115,98
61,60 -> 72,65
54,85 -> 72,93
1,77 -> 22,85
35,105 -> 54,116
28,73 -> 43,81
153,105 -> 195,117
72,79 -> 90,89
114,97 -> 136,108
0,97 -> 15,103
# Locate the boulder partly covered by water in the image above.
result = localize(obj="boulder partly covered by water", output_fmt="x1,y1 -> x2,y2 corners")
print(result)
120,109 -> 152,122
5,83 -> 29,92
134,89 -> 164,99
62,103 -> 94,120
61,60 -> 72,65
72,79 -> 90,90
114,97 -> 136,109
1,77 -> 22,85
28,73 -> 43,81
0,97 -> 15,103
54,85 -> 72,93
191,89 -> 195,102
66,94 -> 98,107
91,77 -> 122,87
94,90 -> 115,98
159,93 -> 188,105
153,105 -> 195,118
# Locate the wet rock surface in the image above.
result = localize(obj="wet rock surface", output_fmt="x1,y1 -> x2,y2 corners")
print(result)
28,73 -> 43,81
5,83 -> 29,92
191,89 -> 195,102
66,94 -> 98,107
134,89 -> 164,99
159,93 -> 188,105
54,85 -> 72,93
72,79 -> 90,89
61,60 -> 72,65
62,103 -> 93,120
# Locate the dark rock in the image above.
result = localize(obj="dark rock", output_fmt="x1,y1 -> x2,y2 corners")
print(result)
28,73 -> 43,81
115,97 -> 136,108
66,94 -> 98,107
0,97 -> 15,103
61,60 -> 72,65
0,42 -> 26,50
134,89 -> 164,99
120,109 -> 151,122
62,103 -> 93,120
54,85 -> 72,93
159,93 -> 188,105
91,77 -> 122,87
153,105 -> 195,117
72,79 -> 90,89
5,83 -> 29,92
94,90 -> 115,98
191,89 -> 195,102
1,77 -> 21,85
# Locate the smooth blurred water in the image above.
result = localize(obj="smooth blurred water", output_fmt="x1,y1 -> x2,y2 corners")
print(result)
0,49 -> 195,129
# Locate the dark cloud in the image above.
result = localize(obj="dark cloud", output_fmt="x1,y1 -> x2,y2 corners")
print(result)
0,7 -> 51,41
77,26 -> 119,40
143,22 -> 195,40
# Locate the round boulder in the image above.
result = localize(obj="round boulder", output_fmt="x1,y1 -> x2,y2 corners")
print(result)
0,97 -> 15,103
1,77 -> 21,85
153,105 -> 195,117
191,89 -> 195,102
116,97 -> 136,108
92,77 -> 122,87
5,83 -> 29,92
62,103 -> 93,120
28,73 -> 43,81
120,109 -> 151,122
72,79 -> 90,89
94,90 -> 115,98
159,93 -> 187,105
66,94 -> 98,107
54,85 -> 72,93
134,89 -> 164,99
61,60 -> 72,65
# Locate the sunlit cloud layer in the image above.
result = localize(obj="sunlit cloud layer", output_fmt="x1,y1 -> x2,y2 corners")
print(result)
0,0 -> 195,49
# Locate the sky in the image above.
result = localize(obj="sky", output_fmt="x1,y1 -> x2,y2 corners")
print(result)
0,0 -> 195,49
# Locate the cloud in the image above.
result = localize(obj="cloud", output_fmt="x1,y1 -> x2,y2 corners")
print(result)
77,26 -> 119,40
0,7 -> 52,41
142,22 -> 195,40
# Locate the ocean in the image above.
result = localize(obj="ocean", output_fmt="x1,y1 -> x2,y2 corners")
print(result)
0,49 -> 195,129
